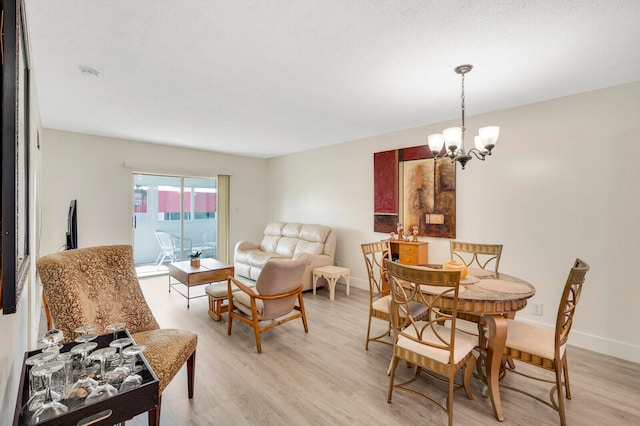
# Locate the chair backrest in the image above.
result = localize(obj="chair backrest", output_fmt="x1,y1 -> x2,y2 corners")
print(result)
256,257 -> 307,319
555,258 -> 590,351
450,240 -> 503,272
37,245 -> 160,343
361,241 -> 391,301
203,231 -> 214,245
155,231 -> 175,255
385,259 -> 462,364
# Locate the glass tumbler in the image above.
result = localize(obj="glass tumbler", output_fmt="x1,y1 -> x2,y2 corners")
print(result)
52,352 -> 74,400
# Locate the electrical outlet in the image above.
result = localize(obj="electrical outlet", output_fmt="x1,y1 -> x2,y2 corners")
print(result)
533,303 -> 543,316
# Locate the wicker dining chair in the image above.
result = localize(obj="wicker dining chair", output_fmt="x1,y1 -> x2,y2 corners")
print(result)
500,258 -> 590,426
450,240 -> 503,273
361,241 -> 394,349
385,260 -> 476,426
361,241 -> 429,350
37,245 -> 197,426
449,241 -> 505,364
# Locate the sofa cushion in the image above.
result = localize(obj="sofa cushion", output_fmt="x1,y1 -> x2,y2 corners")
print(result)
260,222 -> 286,252
276,237 -> 299,257
264,222 -> 287,235
235,248 -> 285,268
260,235 -> 280,253
282,223 -> 303,237
299,224 -> 331,242
295,239 -> 324,255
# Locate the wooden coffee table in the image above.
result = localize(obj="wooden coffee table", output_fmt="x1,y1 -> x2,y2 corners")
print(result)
168,258 -> 234,308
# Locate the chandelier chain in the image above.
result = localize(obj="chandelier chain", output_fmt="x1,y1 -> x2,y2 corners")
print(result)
460,71 -> 466,149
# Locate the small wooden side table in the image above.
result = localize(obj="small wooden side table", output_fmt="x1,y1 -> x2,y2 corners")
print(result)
312,265 -> 350,300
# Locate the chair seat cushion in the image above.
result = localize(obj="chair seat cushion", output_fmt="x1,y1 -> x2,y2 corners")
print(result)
232,287 -> 264,318
372,295 -> 391,313
372,296 -> 428,319
505,319 -> 564,361
205,281 -> 256,298
132,328 -> 198,393
454,318 -> 480,336
398,323 -> 477,364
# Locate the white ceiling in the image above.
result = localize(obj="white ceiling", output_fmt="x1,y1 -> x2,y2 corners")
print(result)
25,0 -> 640,159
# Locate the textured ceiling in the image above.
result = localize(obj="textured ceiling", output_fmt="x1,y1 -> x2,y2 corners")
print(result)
25,0 -> 640,158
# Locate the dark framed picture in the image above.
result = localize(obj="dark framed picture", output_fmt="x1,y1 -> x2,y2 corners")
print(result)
373,144 -> 456,238
2,0 -> 31,314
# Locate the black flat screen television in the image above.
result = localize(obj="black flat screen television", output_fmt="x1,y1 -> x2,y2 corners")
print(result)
66,199 -> 78,250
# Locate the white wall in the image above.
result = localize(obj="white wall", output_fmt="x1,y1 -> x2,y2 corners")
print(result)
38,130 -> 269,260
267,81 -> 640,363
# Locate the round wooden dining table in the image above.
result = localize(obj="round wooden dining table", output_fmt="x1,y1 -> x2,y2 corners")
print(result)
448,268 -> 536,422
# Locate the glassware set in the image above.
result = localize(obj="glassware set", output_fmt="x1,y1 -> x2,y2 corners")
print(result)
22,323 -> 147,424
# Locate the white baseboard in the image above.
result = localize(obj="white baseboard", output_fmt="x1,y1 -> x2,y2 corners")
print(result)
509,318 -> 640,364
569,330 -> 640,364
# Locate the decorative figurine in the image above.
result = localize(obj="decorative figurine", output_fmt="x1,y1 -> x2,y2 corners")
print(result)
412,226 -> 419,242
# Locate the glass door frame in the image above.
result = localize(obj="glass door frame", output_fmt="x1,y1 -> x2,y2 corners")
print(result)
132,173 -> 218,276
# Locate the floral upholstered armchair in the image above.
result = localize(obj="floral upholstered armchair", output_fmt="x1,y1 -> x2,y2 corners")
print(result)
37,245 -> 197,426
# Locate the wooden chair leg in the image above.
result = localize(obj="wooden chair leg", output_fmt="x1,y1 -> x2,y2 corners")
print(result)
563,356 -> 571,399
187,351 -> 195,399
463,355 -> 475,400
42,290 -> 53,331
253,315 -> 262,354
148,394 -> 161,426
555,363 -> 567,426
387,356 -> 400,402
447,377 -> 455,426
298,292 -> 309,333
365,315 -> 373,350
227,304 -> 234,335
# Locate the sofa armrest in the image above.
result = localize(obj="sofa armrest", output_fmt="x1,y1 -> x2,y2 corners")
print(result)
234,240 -> 260,252
295,253 -> 333,270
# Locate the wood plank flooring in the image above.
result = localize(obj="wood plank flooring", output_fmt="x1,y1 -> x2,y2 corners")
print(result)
125,275 -> 640,425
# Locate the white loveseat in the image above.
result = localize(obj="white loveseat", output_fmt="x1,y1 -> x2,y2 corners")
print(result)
234,222 -> 337,291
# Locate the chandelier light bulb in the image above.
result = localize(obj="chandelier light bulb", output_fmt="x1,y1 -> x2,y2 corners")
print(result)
478,126 -> 499,152
442,127 -> 462,152
427,133 -> 445,156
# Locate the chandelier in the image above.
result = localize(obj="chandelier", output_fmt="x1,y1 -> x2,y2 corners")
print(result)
427,64 -> 499,170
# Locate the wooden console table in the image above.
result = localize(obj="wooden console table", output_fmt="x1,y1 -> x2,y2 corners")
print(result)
388,240 -> 428,265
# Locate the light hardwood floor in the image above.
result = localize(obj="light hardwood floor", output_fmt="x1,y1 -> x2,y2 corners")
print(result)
124,275 -> 640,426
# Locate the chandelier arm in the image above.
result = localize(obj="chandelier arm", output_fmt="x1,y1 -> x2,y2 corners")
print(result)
467,148 -> 487,161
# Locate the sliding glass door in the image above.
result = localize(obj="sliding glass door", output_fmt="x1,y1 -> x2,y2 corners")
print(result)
132,174 -> 217,275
